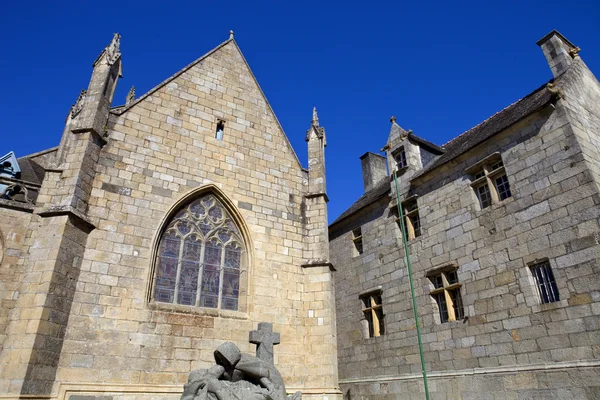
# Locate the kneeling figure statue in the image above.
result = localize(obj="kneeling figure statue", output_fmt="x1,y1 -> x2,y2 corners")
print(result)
181,323 -> 301,400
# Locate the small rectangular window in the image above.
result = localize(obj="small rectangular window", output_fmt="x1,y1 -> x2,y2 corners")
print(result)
360,291 -> 384,337
215,120 -> 225,141
393,146 -> 407,170
352,227 -> 363,256
530,261 -> 559,304
476,183 -> 492,209
429,267 -> 464,323
495,174 -> 512,201
468,155 -> 512,209
397,198 -> 422,240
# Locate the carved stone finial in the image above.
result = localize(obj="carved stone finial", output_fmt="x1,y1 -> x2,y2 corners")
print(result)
126,86 -> 136,106
390,116 -> 397,123
229,30 -> 234,40
106,33 -> 122,65
312,107 -> 319,126
569,46 -> 581,58
70,89 -> 87,118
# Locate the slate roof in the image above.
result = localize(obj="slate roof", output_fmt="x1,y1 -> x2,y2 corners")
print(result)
17,157 -> 45,185
407,132 -> 444,154
331,79 -> 557,228
416,80 -> 555,178
331,178 -> 391,225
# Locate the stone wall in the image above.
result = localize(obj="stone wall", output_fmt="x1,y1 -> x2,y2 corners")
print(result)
33,40 -> 340,398
331,64 -> 600,397
0,205 -> 34,354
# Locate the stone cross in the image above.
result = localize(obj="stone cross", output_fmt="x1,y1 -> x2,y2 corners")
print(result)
249,322 -> 280,365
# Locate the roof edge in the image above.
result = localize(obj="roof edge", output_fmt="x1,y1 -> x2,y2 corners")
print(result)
110,38 -> 234,116
18,146 -> 58,161
413,97 -> 554,182
110,38 -> 305,171
227,40 -> 304,170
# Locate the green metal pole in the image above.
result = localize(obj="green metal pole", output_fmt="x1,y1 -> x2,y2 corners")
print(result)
393,169 -> 430,400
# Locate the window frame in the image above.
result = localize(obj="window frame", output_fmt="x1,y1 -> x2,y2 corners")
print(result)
428,265 -> 464,323
392,146 -> 408,171
215,119 -> 225,141
529,259 -> 560,304
396,197 -> 422,240
352,227 -> 363,256
359,288 -> 384,338
150,191 -> 248,313
466,153 -> 512,209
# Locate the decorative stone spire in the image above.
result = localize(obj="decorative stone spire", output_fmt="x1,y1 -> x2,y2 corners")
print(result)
312,107 -> 319,126
126,86 -> 135,106
106,33 -> 121,65
229,30 -> 234,40
94,33 -> 122,67
70,89 -> 86,119
306,107 -> 325,142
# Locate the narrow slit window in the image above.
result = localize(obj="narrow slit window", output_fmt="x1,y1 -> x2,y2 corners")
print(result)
530,261 -> 559,304
215,120 -> 225,141
352,227 -> 363,256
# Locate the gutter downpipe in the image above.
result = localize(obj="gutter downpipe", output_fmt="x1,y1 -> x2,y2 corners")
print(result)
392,166 -> 431,400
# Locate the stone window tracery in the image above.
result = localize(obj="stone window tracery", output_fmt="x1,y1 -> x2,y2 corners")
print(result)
153,194 -> 245,311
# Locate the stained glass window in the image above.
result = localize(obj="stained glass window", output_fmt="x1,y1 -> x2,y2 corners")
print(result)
153,194 -> 245,310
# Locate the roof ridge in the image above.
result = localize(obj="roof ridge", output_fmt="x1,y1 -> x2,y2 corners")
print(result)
442,80 -> 552,148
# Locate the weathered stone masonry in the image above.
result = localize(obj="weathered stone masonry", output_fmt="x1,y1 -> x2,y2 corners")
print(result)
0,34 -> 341,399
330,30 -> 600,399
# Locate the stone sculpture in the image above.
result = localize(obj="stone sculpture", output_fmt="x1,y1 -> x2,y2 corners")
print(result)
181,322 -> 301,400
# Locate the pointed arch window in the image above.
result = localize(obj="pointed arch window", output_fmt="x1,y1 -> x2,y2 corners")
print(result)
153,193 -> 245,311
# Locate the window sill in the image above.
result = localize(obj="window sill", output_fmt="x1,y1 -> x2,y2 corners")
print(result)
474,196 -> 514,215
148,301 -> 249,320
530,299 -> 569,313
431,318 -> 468,331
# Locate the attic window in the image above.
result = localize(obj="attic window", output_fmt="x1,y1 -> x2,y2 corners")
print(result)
393,147 -> 407,170
215,120 -> 225,141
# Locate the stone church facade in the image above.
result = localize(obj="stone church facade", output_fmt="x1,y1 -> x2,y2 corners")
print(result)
330,31 -> 600,398
0,33 -> 340,399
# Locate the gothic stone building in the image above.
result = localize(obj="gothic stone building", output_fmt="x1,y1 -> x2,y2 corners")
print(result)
330,31 -> 600,399
0,33 -> 340,399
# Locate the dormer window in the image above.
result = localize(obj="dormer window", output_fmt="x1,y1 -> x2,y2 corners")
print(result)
393,146 -> 407,170
215,120 -> 225,141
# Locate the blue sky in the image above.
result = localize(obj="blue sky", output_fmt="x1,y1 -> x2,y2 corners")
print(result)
1,1 -> 599,222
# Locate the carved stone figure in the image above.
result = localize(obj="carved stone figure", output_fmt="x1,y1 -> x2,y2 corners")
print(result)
181,323 -> 301,400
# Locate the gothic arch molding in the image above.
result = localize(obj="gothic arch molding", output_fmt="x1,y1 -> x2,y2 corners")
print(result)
146,184 -> 253,313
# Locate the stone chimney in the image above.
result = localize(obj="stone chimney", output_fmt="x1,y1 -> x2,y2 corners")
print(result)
360,152 -> 387,192
537,30 -> 579,78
